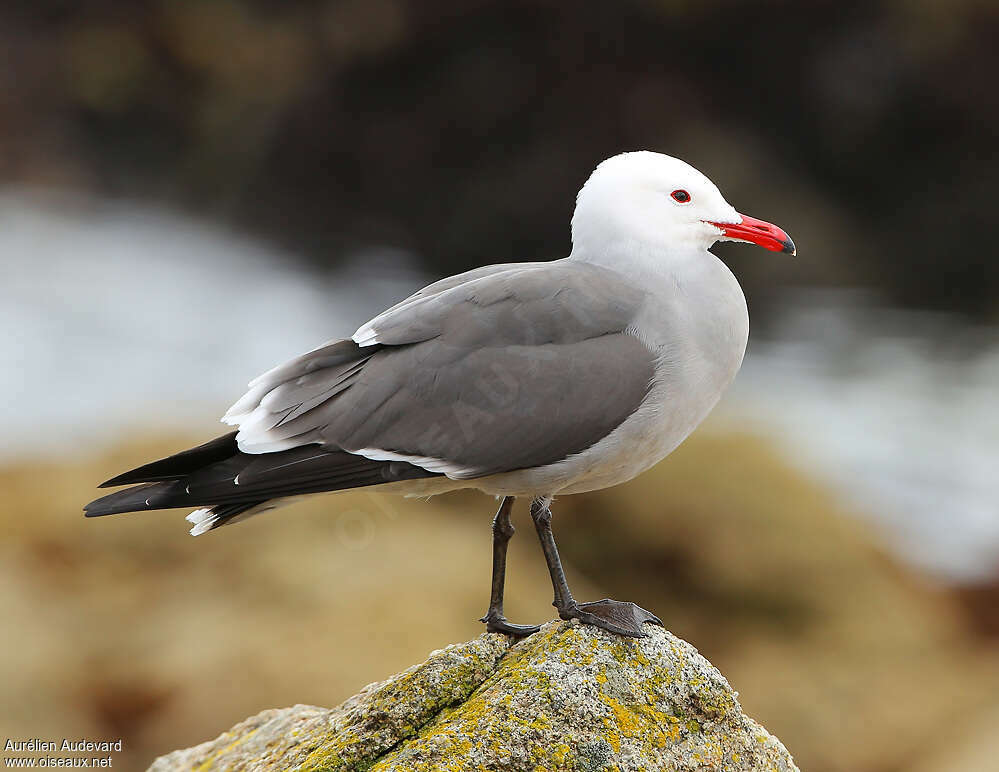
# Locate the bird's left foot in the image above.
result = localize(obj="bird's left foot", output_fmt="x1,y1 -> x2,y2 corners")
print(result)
559,598 -> 663,638
480,610 -> 541,637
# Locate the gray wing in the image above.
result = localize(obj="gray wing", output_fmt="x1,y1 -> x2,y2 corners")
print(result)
226,260 -> 656,478
221,261 -> 535,421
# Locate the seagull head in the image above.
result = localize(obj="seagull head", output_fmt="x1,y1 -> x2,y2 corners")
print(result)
571,151 -> 795,258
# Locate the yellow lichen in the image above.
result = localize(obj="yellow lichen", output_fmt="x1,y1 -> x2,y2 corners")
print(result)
194,727 -> 259,772
173,623 -> 797,771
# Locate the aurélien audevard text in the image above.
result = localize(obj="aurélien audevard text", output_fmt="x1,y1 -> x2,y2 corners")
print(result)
5,740 -> 122,754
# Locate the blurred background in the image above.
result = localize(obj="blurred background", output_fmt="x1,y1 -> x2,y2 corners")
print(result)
2,1 -> 998,770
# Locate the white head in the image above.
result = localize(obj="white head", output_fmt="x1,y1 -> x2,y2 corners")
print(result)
570,151 -> 794,258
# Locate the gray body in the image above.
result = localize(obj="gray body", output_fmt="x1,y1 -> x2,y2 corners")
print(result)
227,251 -> 748,500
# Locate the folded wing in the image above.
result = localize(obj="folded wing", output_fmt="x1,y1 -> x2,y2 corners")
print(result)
228,260 -> 657,478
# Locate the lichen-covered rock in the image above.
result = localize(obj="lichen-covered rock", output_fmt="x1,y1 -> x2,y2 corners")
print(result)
149,621 -> 798,772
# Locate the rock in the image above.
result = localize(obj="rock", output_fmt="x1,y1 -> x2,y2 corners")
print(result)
149,621 -> 798,771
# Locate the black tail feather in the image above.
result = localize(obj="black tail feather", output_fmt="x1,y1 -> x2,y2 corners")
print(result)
85,433 -> 440,519
98,432 -> 239,487
84,480 -> 189,517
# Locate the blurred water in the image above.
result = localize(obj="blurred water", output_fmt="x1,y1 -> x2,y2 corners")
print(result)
0,190 -> 429,453
2,192 -> 996,582
729,294 -> 999,582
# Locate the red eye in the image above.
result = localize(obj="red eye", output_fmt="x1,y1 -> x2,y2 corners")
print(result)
671,189 -> 691,203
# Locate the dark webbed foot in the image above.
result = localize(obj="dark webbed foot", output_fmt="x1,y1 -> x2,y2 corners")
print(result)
480,610 -> 541,637
559,598 -> 664,638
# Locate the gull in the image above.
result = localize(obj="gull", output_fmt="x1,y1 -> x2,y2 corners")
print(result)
85,151 -> 795,637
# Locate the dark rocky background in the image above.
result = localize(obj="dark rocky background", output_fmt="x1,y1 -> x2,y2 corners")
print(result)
4,0 -> 997,318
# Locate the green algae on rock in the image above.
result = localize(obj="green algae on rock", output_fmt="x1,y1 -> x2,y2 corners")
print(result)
148,622 -> 798,772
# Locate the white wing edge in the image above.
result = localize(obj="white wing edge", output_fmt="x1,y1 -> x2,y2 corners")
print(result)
350,447 -> 482,479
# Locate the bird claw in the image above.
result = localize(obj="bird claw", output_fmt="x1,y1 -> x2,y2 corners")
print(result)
559,598 -> 664,638
480,611 -> 541,637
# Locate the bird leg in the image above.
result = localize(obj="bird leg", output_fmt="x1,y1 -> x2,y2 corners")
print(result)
480,497 -> 541,636
529,498 -> 664,638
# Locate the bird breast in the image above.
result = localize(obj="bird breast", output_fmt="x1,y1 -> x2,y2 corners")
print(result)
473,253 -> 749,498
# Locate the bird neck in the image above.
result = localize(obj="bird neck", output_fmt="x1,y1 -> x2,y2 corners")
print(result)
569,237 -> 749,359
568,237 -> 710,286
